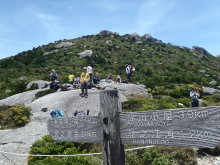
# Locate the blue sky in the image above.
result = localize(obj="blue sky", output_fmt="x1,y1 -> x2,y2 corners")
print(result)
0,0 -> 220,59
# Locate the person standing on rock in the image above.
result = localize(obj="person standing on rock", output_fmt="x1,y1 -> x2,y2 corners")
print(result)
87,64 -> 93,82
125,64 -> 131,83
80,67 -> 90,98
50,69 -> 58,81
190,88 -> 200,107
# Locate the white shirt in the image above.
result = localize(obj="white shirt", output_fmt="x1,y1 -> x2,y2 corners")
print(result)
87,66 -> 93,73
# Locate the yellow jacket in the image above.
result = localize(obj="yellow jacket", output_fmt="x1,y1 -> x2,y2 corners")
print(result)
68,74 -> 74,82
80,72 -> 90,83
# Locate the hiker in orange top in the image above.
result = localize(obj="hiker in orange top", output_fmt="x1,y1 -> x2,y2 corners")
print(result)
80,67 -> 90,98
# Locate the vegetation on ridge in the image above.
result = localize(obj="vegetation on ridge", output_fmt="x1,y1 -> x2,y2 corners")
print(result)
0,31 -> 220,99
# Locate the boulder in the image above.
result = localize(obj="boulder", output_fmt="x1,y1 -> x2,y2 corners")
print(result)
27,80 -> 50,89
202,87 -> 220,95
43,49 -> 59,56
105,40 -> 112,44
143,34 -> 162,43
208,80 -> 217,87
55,42 -> 73,48
99,30 -> 113,36
192,46 -> 211,55
77,50 -> 93,58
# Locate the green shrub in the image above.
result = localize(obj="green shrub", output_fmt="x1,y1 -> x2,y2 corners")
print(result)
28,135 -> 101,165
11,80 -> 27,94
0,104 -> 32,129
29,83 -> 39,90
126,146 -> 197,165
35,89 -> 56,99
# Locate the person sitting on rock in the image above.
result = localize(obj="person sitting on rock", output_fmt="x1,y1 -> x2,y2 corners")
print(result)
50,79 -> 60,91
116,75 -> 122,83
73,75 -> 81,88
106,73 -> 114,83
68,73 -> 74,84
93,72 -> 100,85
80,67 -> 90,97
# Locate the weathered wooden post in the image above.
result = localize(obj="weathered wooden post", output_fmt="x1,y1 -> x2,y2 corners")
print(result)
100,90 -> 125,165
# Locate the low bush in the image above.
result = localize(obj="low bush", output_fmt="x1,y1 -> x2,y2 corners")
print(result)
29,83 -> 39,90
28,135 -> 102,165
125,146 -> 197,165
0,104 -> 32,129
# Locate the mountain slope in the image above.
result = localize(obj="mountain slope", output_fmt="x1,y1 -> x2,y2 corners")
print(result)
0,31 -> 220,99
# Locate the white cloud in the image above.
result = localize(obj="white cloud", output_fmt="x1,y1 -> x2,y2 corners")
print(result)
136,0 -> 175,34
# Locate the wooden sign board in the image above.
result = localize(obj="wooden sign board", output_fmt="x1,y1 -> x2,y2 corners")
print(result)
120,106 -> 220,148
48,116 -> 101,143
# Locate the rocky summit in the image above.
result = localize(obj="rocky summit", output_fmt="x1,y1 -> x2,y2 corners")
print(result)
0,82 -> 147,165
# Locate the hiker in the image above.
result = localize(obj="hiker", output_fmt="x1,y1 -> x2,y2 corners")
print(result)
68,73 -> 74,84
50,69 -> 58,80
116,75 -> 122,83
73,75 -> 80,88
50,79 -> 60,91
106,73 -> 114,83
190,88 -> 200,107
80,67 -> 90,97
93,72 -> 100,85
125,64 -> 131,83
87,64 -> 93,82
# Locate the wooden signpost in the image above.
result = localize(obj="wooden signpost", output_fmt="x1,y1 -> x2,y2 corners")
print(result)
48,90 -> 220,165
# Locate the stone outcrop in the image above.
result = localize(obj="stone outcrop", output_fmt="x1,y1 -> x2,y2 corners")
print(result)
192,46 -> 211,55
202,87 -> 220,95
0,88 -> 49,106
26,80 -> 50,89
43,49 -> 59,56
77,50 -> 93,58
55,42 -> 73,48
208,80 -> 217,87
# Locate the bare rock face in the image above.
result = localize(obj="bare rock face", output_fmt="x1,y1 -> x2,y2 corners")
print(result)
192,46 -> 211,55
203,87 -> 220,95
0,82 -> 148,165
55,42 -> 73,48
26,80 -> 50,89
77,50 -> 93,58
208,80 -> 217,87
43,49 -> 59,56
0,88 -> 49,106
143,34 -> 162,43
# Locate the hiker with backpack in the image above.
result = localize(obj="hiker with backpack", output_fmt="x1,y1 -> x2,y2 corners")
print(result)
50,69 -> 58,81
50,79 -> 60,91
125,64 -> 134,83
80,67 -> 90,97
190,88 -> 200,107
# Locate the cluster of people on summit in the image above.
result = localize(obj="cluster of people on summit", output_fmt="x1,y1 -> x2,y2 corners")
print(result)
49,63 -> 200,108
48,64 -> 135,98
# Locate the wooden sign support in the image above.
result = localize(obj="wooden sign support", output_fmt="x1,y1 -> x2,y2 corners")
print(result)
100,90 -> 125,165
